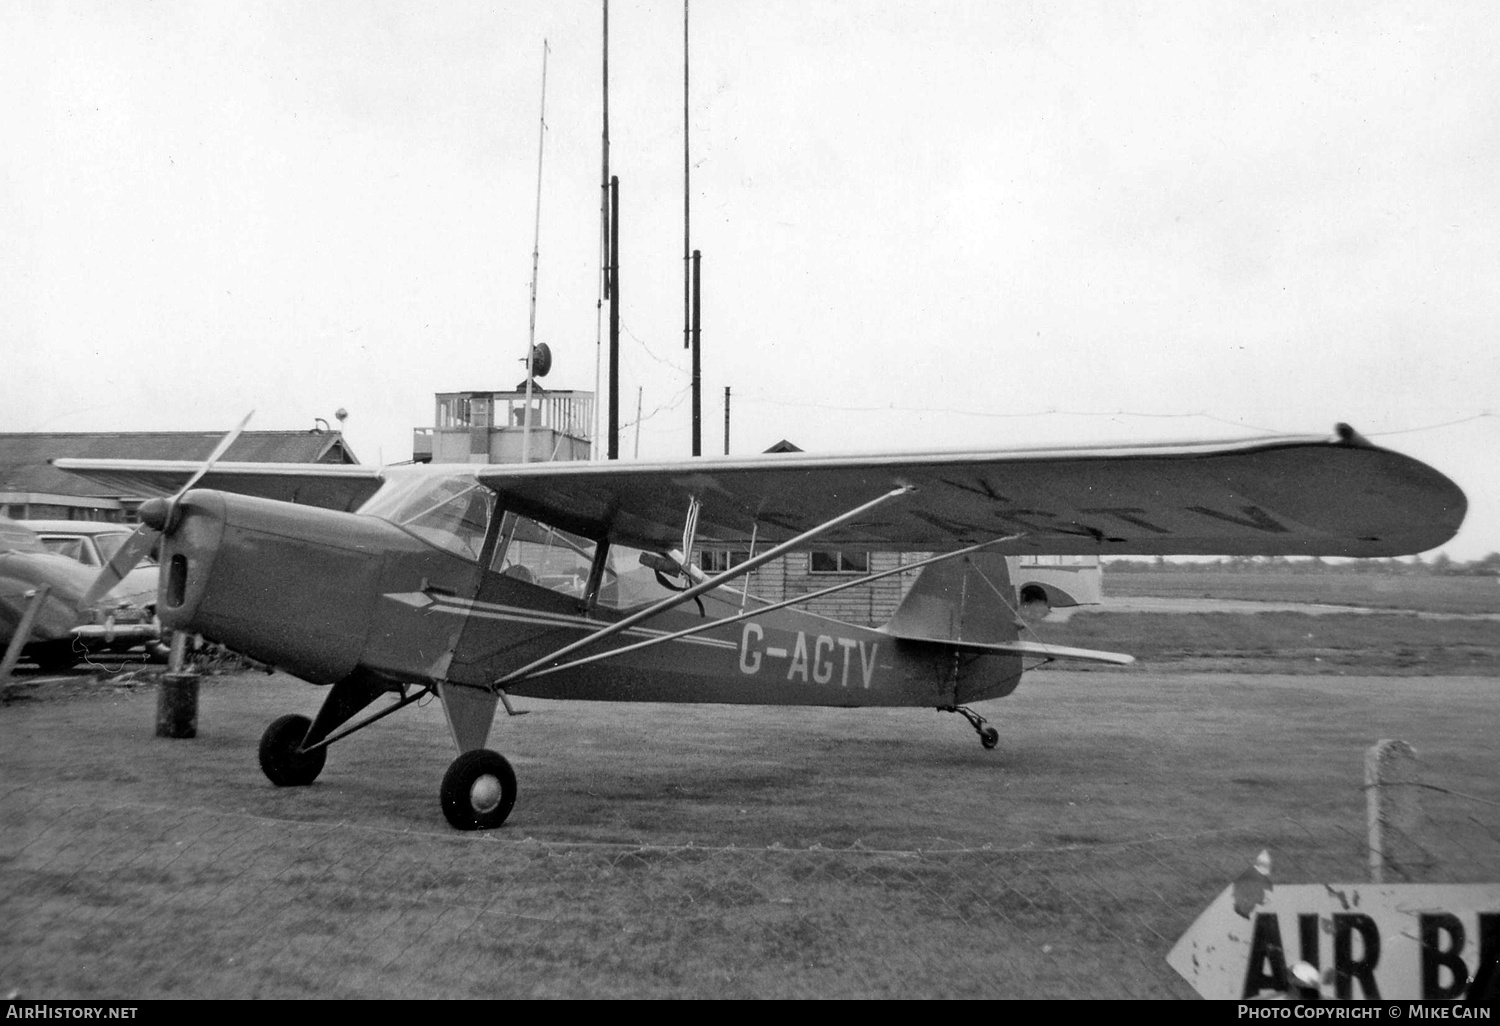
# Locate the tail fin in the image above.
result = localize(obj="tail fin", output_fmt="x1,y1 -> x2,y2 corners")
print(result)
883,551 -> 1020,646
884,553 -> 1133,666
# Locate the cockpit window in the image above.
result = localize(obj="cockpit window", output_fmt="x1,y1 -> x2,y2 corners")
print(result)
492,515 -> 598,597
491,516 -> 712,610
357,472 -> 739,611
361,475 -> 495,561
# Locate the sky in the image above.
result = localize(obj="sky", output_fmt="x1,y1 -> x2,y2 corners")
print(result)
2,1 -> 1496,558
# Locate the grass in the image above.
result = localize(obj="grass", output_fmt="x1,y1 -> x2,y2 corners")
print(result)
1029,611 -> 1500,675
1102,570 -> 1500,614
3,665 -> 1498,998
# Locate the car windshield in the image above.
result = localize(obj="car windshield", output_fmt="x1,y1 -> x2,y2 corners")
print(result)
40,537 -> 86,562
95,532 -> 156,566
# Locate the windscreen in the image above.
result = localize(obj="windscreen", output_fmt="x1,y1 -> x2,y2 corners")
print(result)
360,474 -> 496,562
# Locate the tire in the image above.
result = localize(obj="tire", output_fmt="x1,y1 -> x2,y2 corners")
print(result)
1018,586 -> 1051,620
29,641 -> 81,672
258,714 -> 326,786
440,749 -> 517,830
980,726 -> 1000,750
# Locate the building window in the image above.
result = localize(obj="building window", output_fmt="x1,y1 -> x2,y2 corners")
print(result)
810,550 -> 869,574
699,550 -> 749,574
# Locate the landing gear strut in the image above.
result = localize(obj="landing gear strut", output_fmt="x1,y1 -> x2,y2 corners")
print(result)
943,705 -> 1000,750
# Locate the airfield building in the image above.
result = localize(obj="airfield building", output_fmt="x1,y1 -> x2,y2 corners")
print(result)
0,429 -> 358,523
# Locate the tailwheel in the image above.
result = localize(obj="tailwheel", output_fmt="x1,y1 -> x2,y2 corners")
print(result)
943,705 -> 1000,751
259,714 -> 327,786
440,749 -> 517,830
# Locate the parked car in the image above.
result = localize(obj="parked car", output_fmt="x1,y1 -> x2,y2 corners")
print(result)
24,521 -> 159,611
18,520 -> 161,665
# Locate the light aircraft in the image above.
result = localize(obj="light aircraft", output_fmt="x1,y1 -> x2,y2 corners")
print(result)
56,423 -> 1465,829
0,516 -> 159,672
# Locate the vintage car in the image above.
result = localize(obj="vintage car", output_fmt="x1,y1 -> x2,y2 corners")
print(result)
7,520 -> 161,667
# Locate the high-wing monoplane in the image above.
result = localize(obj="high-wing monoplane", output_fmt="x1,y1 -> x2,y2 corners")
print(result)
55,423 -> 1466,829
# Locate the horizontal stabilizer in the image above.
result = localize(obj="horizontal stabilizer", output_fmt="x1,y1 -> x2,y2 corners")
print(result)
886,632 -> 1135,666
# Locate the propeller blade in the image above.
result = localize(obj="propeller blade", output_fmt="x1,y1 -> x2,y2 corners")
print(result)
78,524 -> 161,610
76,410 -> 254,611
176,409 -> 255,498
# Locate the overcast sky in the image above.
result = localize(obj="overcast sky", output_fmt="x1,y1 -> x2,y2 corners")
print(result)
2,1 -> 1496,557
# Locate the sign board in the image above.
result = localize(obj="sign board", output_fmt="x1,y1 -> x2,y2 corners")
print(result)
1168,882 -> 1499,1000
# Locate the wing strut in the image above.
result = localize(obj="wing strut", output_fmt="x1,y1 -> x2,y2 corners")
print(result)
492,485 -> 914,688
502,533 -> 1024,686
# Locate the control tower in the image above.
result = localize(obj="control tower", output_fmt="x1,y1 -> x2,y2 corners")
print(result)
413,386 -> 594,464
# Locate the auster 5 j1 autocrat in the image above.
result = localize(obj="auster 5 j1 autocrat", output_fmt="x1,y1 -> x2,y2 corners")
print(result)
57,423 -> 1466,829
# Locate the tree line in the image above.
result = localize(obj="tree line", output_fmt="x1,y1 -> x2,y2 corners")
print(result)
1104,553 -> 1500,576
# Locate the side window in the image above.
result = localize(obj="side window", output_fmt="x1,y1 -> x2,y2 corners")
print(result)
491,515 -> 598,598
699,550 -> 749,574
809,550 -> 869,574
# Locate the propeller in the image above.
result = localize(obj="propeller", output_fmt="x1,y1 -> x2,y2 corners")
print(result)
79,411 -> 254,609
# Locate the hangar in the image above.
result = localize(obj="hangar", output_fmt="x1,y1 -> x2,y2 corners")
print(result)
0,428 -> 359,523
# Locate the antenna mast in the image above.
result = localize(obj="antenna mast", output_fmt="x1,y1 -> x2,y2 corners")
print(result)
522,40 -> 550,464
595,1 -> 611,459
684,1 -> 704,456
683,0 -> 691,359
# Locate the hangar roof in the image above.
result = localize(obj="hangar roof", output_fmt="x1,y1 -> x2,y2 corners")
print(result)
0,431 -> 358,499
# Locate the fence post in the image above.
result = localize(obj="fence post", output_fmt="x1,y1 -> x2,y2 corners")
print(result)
1365,739 -> 1421,883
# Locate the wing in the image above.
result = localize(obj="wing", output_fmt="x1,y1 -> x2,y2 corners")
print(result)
474,425 -> 1465,558
51,459 -> 386,513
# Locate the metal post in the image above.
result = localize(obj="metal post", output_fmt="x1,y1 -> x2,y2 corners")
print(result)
167,630 -> 187,673
608,175 -> 620,460
683,0 -> 691,353
0,586 -> 50,684
691,249 -> 702,456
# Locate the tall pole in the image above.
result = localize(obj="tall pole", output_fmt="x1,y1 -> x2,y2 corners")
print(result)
691,249 -> 701,456
608,176 -> 620,460
601,2 -> 611,298
723,386 -> 730,455
522,40 -> 550,464
683,0 -> 691,356
594,0 -> 611,459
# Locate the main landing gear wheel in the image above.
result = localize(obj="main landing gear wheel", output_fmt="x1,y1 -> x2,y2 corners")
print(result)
259,714 -> 327,786
440,749 -> 517,830
980,726 -> 1000,750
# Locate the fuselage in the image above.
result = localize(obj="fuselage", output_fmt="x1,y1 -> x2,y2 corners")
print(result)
155,481 -> 1025,708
